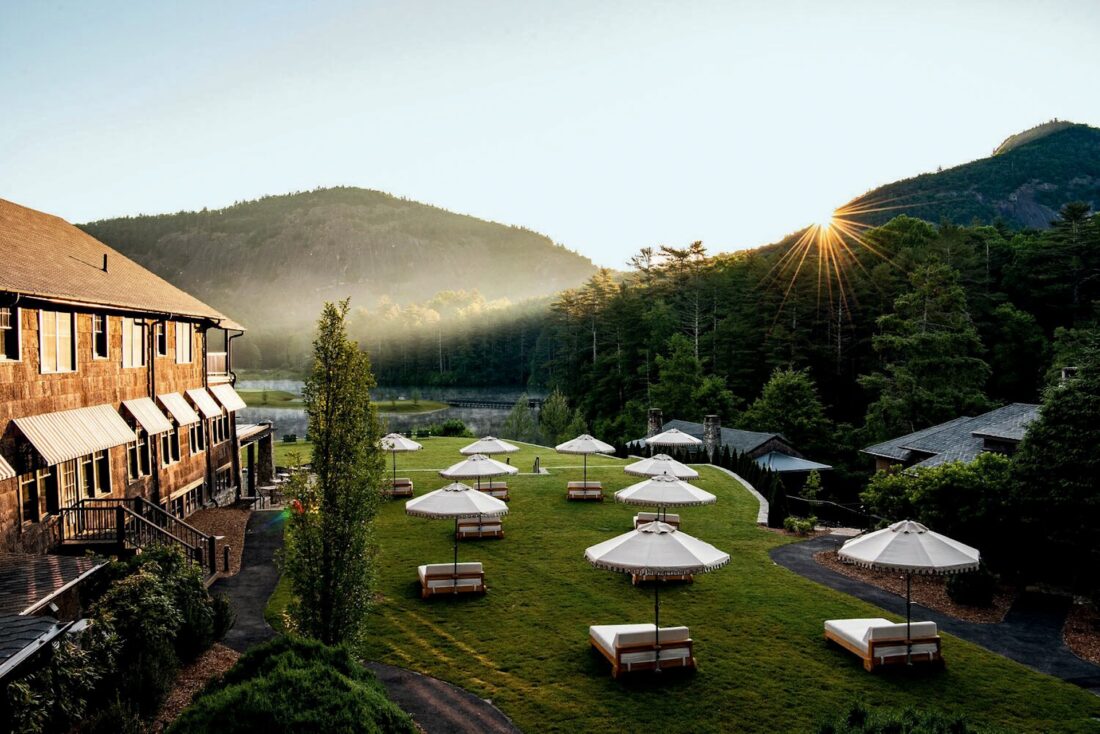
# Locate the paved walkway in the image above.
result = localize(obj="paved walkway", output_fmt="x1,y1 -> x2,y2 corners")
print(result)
212,508 -> 522,732
771,534 -> 1100,694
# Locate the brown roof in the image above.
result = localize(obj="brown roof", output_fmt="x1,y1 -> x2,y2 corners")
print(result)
0,198 -> 243,329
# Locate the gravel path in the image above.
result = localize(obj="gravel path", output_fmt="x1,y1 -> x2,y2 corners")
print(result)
771,534 -> 1100,694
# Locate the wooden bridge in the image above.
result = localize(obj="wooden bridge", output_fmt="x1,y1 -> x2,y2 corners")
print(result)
445,397 -> 544,410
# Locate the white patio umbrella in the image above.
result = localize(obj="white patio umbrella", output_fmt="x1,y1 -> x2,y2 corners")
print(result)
585,522 -> 729,670
379,433 -> 423,489
555,433 -> 615,487
460,436 -> 520,456
406,482 -> 509,578
624,454 -> 700,481
615,472 -> 717,521
645,428 -> 703,449
439,453 -> 518,490
839,520 -> 980,662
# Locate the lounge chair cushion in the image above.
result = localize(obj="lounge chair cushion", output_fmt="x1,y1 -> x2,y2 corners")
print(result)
419,562 -> 483,580
589,624 -> 692,666
825,618 -> 939,660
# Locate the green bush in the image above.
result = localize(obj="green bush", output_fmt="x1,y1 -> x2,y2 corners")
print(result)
817,701 -> 989,733
170,636 -> 416,734
783,515 -> 818,535
946,566 -> 996,607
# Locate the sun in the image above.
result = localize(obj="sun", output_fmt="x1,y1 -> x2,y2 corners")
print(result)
813,209 -> 836,231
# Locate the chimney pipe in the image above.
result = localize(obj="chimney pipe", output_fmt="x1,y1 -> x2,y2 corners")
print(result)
703,415 -> 721,461
102,253 -> 108,272
646,408 -> 663,439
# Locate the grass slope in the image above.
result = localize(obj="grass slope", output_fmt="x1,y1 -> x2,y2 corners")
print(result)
269,438 -> 1100,733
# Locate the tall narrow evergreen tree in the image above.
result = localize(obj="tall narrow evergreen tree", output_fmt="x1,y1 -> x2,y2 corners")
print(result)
281,300 -> 385,645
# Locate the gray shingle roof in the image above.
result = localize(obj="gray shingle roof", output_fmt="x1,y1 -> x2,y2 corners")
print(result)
862,403 -> 1040,468
660,419 -> 784,454
0,198 -> 243,330
0,554 -> 104,615
0,614 -> 64,680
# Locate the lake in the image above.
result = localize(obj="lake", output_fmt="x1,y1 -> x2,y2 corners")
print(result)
235,381 -> 544,438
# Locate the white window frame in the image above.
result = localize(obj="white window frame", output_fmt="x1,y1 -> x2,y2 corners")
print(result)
0,306 -> 21,362
92,313 -> 109,360
128,427 -> 151,481
121,317 -> 146,368
38,310 -> 76,374
189,420 -> 205,455
175,322 -> 193,364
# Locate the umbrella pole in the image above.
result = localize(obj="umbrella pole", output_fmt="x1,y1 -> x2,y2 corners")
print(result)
453,517 -> 459,592
906,572 -> 912,665
654,581 -> 661,673
392,450 -> 397,489
584,454 -> 588,487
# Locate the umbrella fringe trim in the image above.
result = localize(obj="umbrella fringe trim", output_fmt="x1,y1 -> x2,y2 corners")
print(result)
836,557 -> 980,575
586,558 -> 731,575
405,509 -> 508,519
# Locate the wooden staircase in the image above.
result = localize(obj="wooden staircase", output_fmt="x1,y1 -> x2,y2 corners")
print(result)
58,497 -> 218,578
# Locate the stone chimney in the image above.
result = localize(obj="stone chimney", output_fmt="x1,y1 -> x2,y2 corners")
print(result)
703,415 -> 721,461
646,408 -> 663,438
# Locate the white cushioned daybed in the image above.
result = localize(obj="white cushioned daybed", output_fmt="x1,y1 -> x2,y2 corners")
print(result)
634,512 -> 681,529
384,478 -> 414,497
417,562 -> 485,598
589,623 -> 695,678
567,481 -> 603,501
455,516 -> 504,540
477,482 -> 510,501
824,618 -> 942,671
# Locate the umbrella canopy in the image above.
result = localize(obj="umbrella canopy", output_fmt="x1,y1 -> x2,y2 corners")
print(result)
555,434 -> 615,455
555,433 -> 615,486
839,520 -> 980,661
645,428 -> 703,448
585,521 -> 729,668
585,522 -> 729,576
406,483 -> 509,578
380,433 -> 423,489
624,454 -> 700,481
381,433 -> 424,452
460,436 -> 520,456
405,482 -> 510,519
615,473 -> 717,514
440,453 -> 519,489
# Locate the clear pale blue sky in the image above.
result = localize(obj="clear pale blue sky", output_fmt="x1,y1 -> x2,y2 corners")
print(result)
2,0 -> 1098,267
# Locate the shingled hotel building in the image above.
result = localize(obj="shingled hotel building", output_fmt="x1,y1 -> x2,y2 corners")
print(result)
0,198 -> 273,563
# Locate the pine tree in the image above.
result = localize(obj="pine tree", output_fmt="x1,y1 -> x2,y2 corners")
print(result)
501,394 -> 539,443
280,300 -> 385,644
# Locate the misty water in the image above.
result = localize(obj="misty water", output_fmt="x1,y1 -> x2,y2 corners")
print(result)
236,381 -> 544,438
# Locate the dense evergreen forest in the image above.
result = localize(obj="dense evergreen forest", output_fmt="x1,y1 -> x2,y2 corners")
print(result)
370,205 -> 1100,490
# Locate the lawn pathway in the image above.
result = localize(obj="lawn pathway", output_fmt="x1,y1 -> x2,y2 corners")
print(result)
212,507 -> 521,733
771,534 -> 1100,695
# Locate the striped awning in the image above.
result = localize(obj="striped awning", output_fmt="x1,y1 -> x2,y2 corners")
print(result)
13,405 -> 137,466
208,383 -> 247,412
157,393 -> 201,426
0,455 -> 14,481
186,388 -> 222,419
121,397 -> 173,435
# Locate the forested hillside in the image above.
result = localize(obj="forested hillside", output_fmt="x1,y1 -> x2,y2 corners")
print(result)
79,187 -> 597,330
371,204 -> 1100,484
844,122 -> 1100,229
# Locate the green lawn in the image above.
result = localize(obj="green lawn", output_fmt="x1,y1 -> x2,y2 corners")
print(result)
266,438 -> 1100,733
239,389 -> 304,408
376,398 -> 448,415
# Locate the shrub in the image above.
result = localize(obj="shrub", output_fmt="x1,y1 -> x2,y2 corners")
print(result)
169,636 -> 416,734
783,515 -> 818,536
817,701 -> 988,733
946,566 -> 996,607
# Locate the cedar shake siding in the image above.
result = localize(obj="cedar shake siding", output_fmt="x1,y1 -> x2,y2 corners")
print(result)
0,198 -> 246,555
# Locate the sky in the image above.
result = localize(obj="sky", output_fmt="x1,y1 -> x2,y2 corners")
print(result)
2,1 -> 1099,268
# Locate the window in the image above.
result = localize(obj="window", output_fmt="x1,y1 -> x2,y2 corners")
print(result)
39,310 -> 75,373
155,323 -> 167,357
0,306 -> 19,361
78,451 -> 111,498
128,427 -> 151,480
189,421 -> 206,455
162,424 -> 181,466
121,317 -> 146,368
19,473 -> 40,523
92,314 -> 108,359
59,460 -> 79,508
175,322 -> 193,363
211,413 -> 230,445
